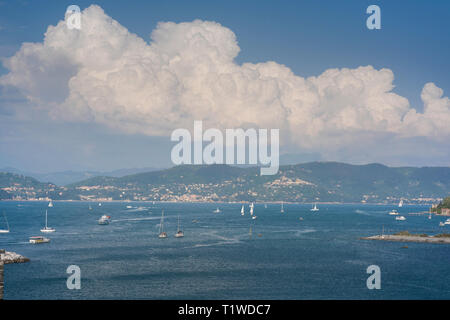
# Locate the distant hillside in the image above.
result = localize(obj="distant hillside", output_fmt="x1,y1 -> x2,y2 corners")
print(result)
65,162 -> 450,203
0,167 -> 162,186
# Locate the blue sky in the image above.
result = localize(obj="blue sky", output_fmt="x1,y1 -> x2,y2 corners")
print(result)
0,0 -> 449,172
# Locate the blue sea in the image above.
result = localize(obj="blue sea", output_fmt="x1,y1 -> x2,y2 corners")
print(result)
1,201 -> 449,299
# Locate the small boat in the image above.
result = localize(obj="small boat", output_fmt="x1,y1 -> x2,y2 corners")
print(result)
88,205 -> 92,210
280,202 -> 284,213
213,208 -> 221,213
126,205 -> 133,209
192,219 -> 199,223
41,209 -> 55,233
175,215 -> 184,238
398,200 -> 403,208
0,211 -> 10,233
395,216 -> 406,221
158,210 -> 167,238
252,216 -> 257,220
439,222 -> 445,227
264,204 -> 267,209
98,215 -> 111,225
98,203 -> 102,207
29,236 -> 50,244
428,213 -> 432,220
241,205 -> 245,216
48,201 -> 53,208
310,203 -> 319,212
444,219 -> 450,225
388,209 -> 399,215
299,217 -> 303,221
250,203 -> 254,216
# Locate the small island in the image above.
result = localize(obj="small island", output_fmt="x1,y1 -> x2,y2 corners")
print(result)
361,231 -> 450,244
430,196 -> 450,215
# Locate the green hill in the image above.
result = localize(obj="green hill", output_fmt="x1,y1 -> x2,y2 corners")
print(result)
65,162 -> 450,203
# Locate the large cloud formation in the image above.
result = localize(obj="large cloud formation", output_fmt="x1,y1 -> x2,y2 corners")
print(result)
1,5 -> 449,153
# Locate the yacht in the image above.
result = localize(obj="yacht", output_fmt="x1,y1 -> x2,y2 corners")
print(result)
126,205 -> 133,209
158,210 -> 167,238
29,236 -> 50,244
41,209 -> 55,232
444,218 -> 450,225
311,203 -> 319,212
98,215 -> 111,225
48,201 -> 53,208
439,222 -> 445,227
0,211 -> 10,233
241,205 -> 245,216
252,215 -> 257,220
389,209 -> 399,215
398,200 -> 403,208
175,215 -> 184,238
395,216 -> 406,221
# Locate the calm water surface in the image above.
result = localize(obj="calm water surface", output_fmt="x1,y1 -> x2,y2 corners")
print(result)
1,201 -> 449,299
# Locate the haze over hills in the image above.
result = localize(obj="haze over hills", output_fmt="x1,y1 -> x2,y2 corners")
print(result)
1,162 -> 449,203
0,167 -> 162,186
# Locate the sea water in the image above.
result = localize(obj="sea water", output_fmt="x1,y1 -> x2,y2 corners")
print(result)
1,201 -> 449,299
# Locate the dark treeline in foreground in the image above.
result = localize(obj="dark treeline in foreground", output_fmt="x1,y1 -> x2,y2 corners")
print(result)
0,162 -> 449,203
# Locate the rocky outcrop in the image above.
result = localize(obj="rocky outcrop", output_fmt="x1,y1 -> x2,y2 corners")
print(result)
0,249 -> 30,264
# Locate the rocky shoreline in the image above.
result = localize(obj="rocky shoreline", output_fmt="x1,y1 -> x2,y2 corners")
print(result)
0,250 -> 30,264
361,234 -> 450,244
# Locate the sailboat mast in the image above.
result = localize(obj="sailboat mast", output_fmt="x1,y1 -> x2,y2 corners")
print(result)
160,211 -> 164,233
2,211 -> 9,231
45,209 -> 48,228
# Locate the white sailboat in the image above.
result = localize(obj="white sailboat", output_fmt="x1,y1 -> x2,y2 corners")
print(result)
48,201 -> 53,208
98,203 -> 102,207
311,203 -> 319,212
158,210 -> 167,238
0,211 -> 10,233
398,199 -> 403,207
213,207 -> 221,213
175,215 -> 184,238
241,205 -> 245,216
280,201 -> 284,213
40,209 -> 55,233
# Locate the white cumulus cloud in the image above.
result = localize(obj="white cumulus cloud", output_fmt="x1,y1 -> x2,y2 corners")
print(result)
0,4 -> 449,154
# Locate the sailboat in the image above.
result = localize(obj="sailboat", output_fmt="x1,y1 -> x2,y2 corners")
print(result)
280,201 -> 284,213
264,204 -> 267,209
98,203 -> 102,207
48,200 -> 53,208
398,200 -> 403,208
175,215 -> 184,238
40,209 -> 55,233
241,205 -> 245,216
88,205 -> 92,210
0,211 -> 10,233
311,203 -> 319,212
213,207 -> 221,213
428,212 -> 432,220
158,210 -> 167,238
